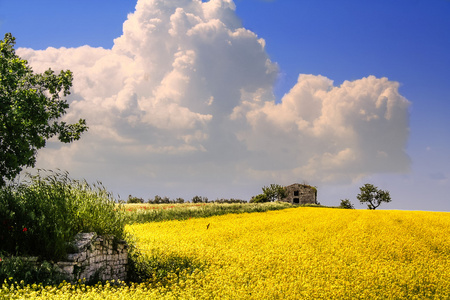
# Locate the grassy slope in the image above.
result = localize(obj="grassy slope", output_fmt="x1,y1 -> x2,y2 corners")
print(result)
122,201 -> 300,223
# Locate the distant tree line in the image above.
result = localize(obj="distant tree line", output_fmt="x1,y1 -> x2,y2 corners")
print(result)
126,195 -> 246,204
127,182 -> 393,209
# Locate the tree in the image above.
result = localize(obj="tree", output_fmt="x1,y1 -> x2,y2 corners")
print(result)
0,33 -> 87,186
262,184 -> 287,202
250,193 -> 268,203
175,197 -> 185,204
127,195 -> 144,204
339,199 -> 354,209
356,183 -> 391,210
192,195 -> 208,203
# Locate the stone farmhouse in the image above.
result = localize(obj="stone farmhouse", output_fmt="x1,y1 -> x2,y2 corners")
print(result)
282,183 -> 317,205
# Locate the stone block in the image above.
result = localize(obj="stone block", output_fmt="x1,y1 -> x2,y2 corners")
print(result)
66,253 -> 79,262
73,233 -> 95,253
57,262 -> 75,275
39,233 -> 129,283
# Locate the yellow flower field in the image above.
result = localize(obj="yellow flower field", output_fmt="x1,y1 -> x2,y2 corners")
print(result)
3,207 -> 450,299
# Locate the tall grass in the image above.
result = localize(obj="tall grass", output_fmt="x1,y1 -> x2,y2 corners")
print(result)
0,170 -> 125,260
123,201 -> 293,224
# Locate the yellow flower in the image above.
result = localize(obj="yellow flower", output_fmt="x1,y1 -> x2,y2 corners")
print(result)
2,208 -> 450,299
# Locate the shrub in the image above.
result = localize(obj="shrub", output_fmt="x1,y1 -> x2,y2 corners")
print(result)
250,193 -> 269,203
0,256 -> 68,285
192,196 -> 208,203
213,198 -> 246,204
339,199 -> 355,209
175,197 -> 185,204
127,195 -> 144,204
149,195 -> 172,204
0,170 -> 125,260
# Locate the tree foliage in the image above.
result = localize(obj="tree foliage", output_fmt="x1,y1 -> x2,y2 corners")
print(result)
251,184 -> 287,203
192,195 -> 208,203
0,33 -> 88,186
356,183 -> 391,210
262,184 -> 287,202
339,199 -> 354,209
250,193 -> 268,203
127,195 -> 144,204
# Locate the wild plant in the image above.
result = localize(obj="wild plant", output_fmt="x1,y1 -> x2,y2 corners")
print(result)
0,170 -> 125,260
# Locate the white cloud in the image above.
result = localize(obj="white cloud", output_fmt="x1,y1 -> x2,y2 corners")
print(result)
17,0 -> 410,198
232,74 -> 410,183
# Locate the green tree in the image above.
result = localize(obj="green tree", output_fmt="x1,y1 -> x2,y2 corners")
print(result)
192,195 -> 208,203
175,197 -> 185,204
0,33 -> 87,186
356,183 -> 391,210
262,184 -> 287,202
339,199 -> 354,209
250,193 -> 268,203
127,195 -> 144,204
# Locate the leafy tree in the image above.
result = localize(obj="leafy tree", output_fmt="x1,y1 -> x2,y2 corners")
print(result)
339,199 -> 354,209
250,193 -> 268,203
356,183 -> 391,210
175,197 -> 185,204
0,33 -> 87,186
151,195 -> 163,204
192,195 -> 208,203
262,184 -> 287,202
127,195 -> 144,204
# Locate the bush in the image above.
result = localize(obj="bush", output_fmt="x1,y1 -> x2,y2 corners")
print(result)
213,198 -> 246,204
0,170 -> 125,260
0,256 -> 68,285
149,195 -> 171,204
192,196 -> 208,203
250,194 -> 269,203
127,195 -> 144,204
339,199 -> 355,209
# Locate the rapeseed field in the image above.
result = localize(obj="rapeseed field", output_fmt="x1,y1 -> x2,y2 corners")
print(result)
3,207 -> 450,299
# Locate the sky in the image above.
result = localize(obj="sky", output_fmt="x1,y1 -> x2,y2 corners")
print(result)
0,0 -> 449,211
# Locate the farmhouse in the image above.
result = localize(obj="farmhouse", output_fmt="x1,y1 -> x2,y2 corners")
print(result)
282,183 -> 317,205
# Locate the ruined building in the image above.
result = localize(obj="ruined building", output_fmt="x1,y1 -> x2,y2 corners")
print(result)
282,183 -> 317,205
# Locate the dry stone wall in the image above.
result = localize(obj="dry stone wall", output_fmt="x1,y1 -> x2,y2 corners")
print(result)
56,232 -> 128,282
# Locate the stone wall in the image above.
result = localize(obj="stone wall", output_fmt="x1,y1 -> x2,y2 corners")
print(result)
56,232 -> 128,282
282,183 -> 317,205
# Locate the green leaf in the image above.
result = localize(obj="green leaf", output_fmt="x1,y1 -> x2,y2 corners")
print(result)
0,33 -> 88,186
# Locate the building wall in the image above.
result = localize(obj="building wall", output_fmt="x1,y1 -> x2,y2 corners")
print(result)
282,184 -> 317,205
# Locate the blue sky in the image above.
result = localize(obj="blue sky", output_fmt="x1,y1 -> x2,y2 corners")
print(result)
1,0 -> 449,211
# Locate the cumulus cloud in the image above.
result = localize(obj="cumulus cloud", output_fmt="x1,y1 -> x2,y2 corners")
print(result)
232,74 -> 410,183
17,0 -> 410,196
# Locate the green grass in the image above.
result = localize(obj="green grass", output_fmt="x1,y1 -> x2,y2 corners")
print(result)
0,170 -> 126,260
122,201 -> 295,224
